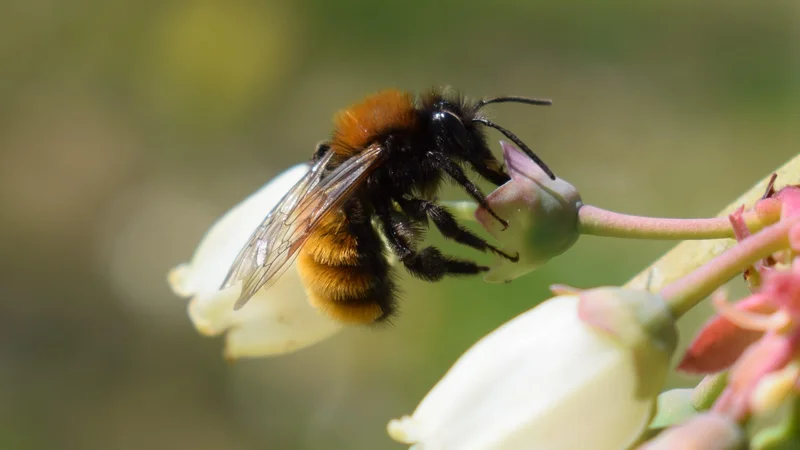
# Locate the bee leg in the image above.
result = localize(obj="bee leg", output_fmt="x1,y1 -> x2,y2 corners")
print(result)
426,151 -> 509,230
467,155 -> 510,186
397,198 -> 518,262
459,143 -> 510,186
400,247 -> 489,282
311,141 -> 331,162
376,204 -> 489,281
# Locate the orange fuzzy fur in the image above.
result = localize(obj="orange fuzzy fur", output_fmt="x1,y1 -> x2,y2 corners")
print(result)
330,89 -> 417,157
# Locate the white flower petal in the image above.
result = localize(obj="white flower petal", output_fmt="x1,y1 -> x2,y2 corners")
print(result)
390,295 -> 669,450
224,266 -> 341,359
169,164 -> 343,357
173,164 -> 310,299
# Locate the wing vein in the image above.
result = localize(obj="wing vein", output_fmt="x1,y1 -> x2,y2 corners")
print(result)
219,145 -> 386,310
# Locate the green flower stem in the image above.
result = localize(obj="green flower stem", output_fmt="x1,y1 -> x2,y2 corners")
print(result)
691,372 -> 729,411
660,217 -> 797,318
576,205 -> 766,240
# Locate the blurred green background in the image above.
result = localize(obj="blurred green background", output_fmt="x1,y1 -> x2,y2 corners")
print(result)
2,0 -> 798,449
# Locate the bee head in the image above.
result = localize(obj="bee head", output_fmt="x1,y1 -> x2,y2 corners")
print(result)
424,91 -> 556,180
431,105 -> 474,151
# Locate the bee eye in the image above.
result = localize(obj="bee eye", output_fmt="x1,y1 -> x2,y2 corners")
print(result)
432,110 -> 472,149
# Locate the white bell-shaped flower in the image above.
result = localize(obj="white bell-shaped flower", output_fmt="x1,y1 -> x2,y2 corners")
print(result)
168,164 -> 342,359
389,288 -> 677,450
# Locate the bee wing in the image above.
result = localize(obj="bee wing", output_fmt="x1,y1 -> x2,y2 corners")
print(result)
222,144 -> 386,310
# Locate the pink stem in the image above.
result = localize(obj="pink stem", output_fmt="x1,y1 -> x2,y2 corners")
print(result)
577,205 -> 766,240
661,218 -> 797,317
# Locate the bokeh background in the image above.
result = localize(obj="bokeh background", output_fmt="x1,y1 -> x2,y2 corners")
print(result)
2,1 -> 799,448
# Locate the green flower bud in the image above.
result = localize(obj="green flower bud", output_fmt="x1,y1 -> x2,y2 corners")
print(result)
476,141 -> 581,283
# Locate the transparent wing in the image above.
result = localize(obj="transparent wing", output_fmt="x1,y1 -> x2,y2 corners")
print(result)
221,145 -> 386,310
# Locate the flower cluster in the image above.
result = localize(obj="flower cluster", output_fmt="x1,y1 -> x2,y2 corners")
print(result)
168,139 -> 800,448
639,185 -> 800,449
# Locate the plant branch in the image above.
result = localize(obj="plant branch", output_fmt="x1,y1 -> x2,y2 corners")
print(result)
624,154 -> 800,293
660,217 -> 796,317
577,205 -> 767,240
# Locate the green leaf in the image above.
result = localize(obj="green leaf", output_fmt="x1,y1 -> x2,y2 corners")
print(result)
649,388 -> 699,431
752,396 -> 800,450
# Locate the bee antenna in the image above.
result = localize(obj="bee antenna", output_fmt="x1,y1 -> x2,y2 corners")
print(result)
476,96 -> 552,109
472,118 -> 556,180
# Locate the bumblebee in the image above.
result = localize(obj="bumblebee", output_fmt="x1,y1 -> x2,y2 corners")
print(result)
222,88 -> 554,324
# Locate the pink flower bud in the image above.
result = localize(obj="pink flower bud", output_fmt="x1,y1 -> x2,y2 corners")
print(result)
476,141 -> 582,283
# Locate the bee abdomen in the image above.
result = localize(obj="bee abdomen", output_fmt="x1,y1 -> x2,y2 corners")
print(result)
297,251 -> 394,325
302,229 -> 361,266
296,205 -> 396,326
